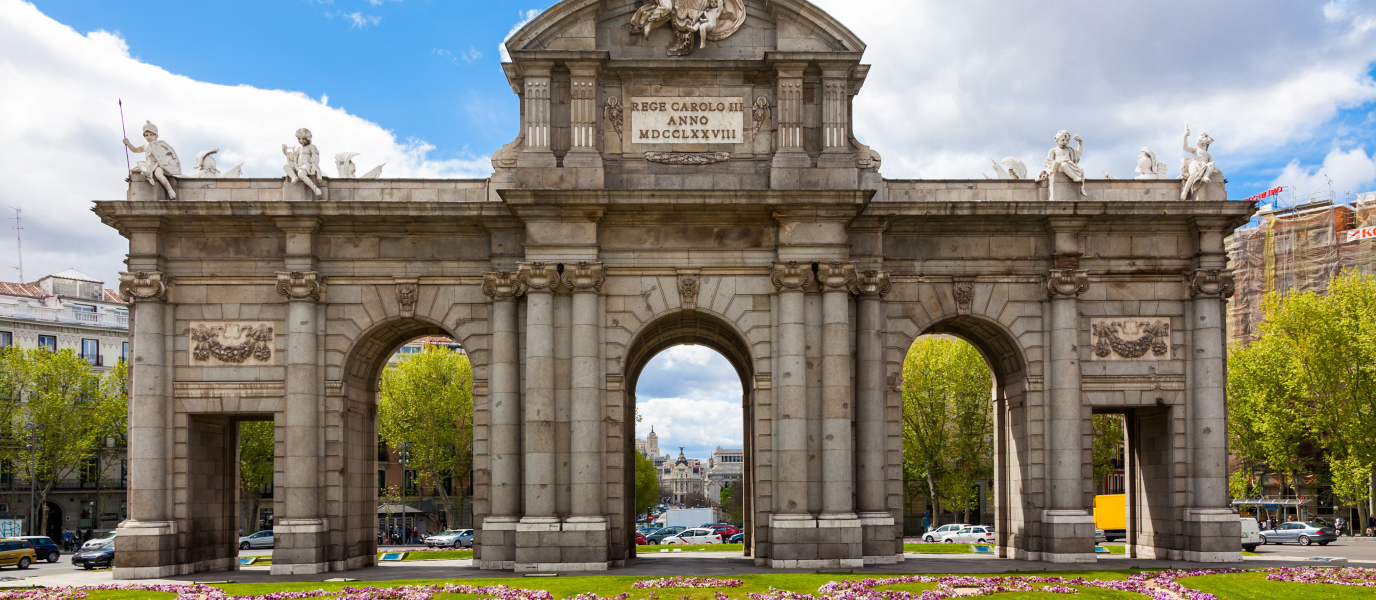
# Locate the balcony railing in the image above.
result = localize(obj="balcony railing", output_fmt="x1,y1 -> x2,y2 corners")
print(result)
80,354 -> 103,367
0,302 -> 128,330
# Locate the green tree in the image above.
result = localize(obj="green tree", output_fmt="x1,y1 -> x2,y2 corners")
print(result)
238,420 -> 274,533
634,450 -> 660,518
90,359 -> 130,531
377,345 -> 474,528
901,336 -> 993,525
0,347 -> 106,536
719,479 -> 743,525
1092,414 -> 1124,491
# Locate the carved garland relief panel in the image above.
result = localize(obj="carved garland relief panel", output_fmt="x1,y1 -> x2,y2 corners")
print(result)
188,322 -> 276,366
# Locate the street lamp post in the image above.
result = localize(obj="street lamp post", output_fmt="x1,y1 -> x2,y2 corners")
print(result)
24,423 -> 45,537
398,443 -> 412,544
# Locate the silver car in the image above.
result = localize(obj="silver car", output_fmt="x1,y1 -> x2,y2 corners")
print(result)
1258,521 -> 1338,546
423,529 -> 473,548
238,530 -> 274,550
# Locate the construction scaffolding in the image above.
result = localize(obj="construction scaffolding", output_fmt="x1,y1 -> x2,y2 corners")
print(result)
1227,192 -> 1376,344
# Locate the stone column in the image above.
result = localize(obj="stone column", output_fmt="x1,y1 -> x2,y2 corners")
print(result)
518,262 -> 560,523
771,261 -> 812,515
852,270 -> 894,563
816,262 -> 862,567
1043,268 -> 1095,562
518,61 -> 556,168
480,271 -> 527,569
1184,264 -> 1242,562
114,271 -> 176,579
563,262 -> 605,519
274,270 -> 328,575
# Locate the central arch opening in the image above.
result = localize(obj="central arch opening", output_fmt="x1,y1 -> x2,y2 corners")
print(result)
621,311 -> 756,559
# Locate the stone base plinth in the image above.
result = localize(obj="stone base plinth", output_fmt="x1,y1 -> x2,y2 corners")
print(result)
112,520 -> 178,580
858,512 -> 899,564
513,516 -> 609,572
1042,510 -> 1097,563
271,519 -> 330,576
477,516 -> 519,570
767,513 -> 863,569
1184,508 -> 1243,563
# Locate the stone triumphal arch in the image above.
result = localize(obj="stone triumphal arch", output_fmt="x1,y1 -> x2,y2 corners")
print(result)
96,0 -> 1253,578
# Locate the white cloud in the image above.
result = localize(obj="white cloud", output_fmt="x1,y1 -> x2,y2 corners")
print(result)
340,12 -> 382,28
812,0 -> 1376,180
0,0 -> 492,286
434,46 -> 482,66
1270,147 -> 1376,203
636,397 -> 744,459
500,9 -> 542,63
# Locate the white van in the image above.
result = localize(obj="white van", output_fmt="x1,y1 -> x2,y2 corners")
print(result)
1240,517 -> 1261,552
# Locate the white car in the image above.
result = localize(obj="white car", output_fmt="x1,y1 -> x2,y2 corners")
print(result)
938,526 -> 994,544
1095,528 -> 1107,544
80,531 -> 115,551
424,529 -> 473,548
1240,517 -> 1261,552
238,530 -> 274,550
662,528 -> 722,545
923,523 -> 969,543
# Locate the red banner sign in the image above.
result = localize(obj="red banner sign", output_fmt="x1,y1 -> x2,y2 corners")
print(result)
1348,226 -> 1376,242
1244,186 -> 1284,203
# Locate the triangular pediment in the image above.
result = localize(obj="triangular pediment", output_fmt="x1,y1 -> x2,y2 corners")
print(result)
505,0 -> 865,60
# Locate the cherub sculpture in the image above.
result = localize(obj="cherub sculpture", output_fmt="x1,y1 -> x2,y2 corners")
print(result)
1034,130 -> 1087,201
283,128 -> 324,196
123,121 -> 181,199
1134,148 -> 1166,180
1179,124 -> 1218,200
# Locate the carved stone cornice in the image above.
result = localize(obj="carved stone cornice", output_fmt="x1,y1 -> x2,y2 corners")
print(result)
395,278 -> 419,317
560,261 -> 605,293
817,261 -> 857,293
482,271 -> 527,301
276,271 -> 323,302
118,271 -> 169,303
1045,269 -> 1088,299
1186,269 -> 1235,299
770,261 -> 814,291
517,262 -> 560,293
849,270 -> 891,298
953,277 -> 975,316
677,269 -> 701,311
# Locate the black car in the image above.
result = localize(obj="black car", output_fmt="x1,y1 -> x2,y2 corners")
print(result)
18,536 -> 60,563
71,544 -> 114,570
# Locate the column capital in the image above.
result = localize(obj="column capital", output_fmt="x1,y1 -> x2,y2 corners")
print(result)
849,270 -> 891,298
771,261 -> 814,291
482,271 -> 527,301
1186,269 -> 1235,299
818,261 -> 857,292
118,271 -> 169,303
517,262 -> 560,293
560,261 -> 605,293
276,271 -> 323,302
1045,269 -> 1088,299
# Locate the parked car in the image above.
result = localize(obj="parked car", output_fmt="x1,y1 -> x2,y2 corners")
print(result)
635,531 -> 647,545
705,524 -> 739,539
662,528 -> 722,545
71,540 -> 112,570
1240,518 -> 1261,552
423,529 -> 473,549
19,536 -> 60,562
727,532 -> 744,544
1259,522 -> 1338,546
938,526 -> 994,544
922,524 -> 969,543
238,530 -> 274,550
80,531 -> 115,551
0,539 -> 35,570
646,526 -> 687,544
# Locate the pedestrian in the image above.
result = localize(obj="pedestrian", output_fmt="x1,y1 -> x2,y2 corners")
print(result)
83,526 -> 92,543
61,529 -> 70,552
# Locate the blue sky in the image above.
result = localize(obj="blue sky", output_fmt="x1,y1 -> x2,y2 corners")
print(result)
4,0 -> 1376,459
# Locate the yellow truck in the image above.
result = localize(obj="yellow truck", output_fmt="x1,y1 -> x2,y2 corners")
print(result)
1093,494 -> 1126,542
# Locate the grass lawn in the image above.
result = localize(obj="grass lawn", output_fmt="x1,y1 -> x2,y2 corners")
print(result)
1180,570 -> 1376,599
904,542 -> 976,554
244,549 -> 476,566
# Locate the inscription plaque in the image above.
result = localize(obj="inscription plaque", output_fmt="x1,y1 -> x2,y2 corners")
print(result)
630,97 -> 744,144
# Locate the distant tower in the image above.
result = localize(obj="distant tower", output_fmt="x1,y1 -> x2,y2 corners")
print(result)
647,426 -> 659,458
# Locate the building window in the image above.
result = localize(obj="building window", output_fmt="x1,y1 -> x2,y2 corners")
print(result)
80,458 -> 99,487
121,342 -> 129,361
37,335 -> 56,352
81,339 -> 101,366
404,470 -> 418,496
72,305 -> 95,313
79,500 -> 96,528
0,332 -> 10,348
120,459 -> 127,488
378,470 -> 387,492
